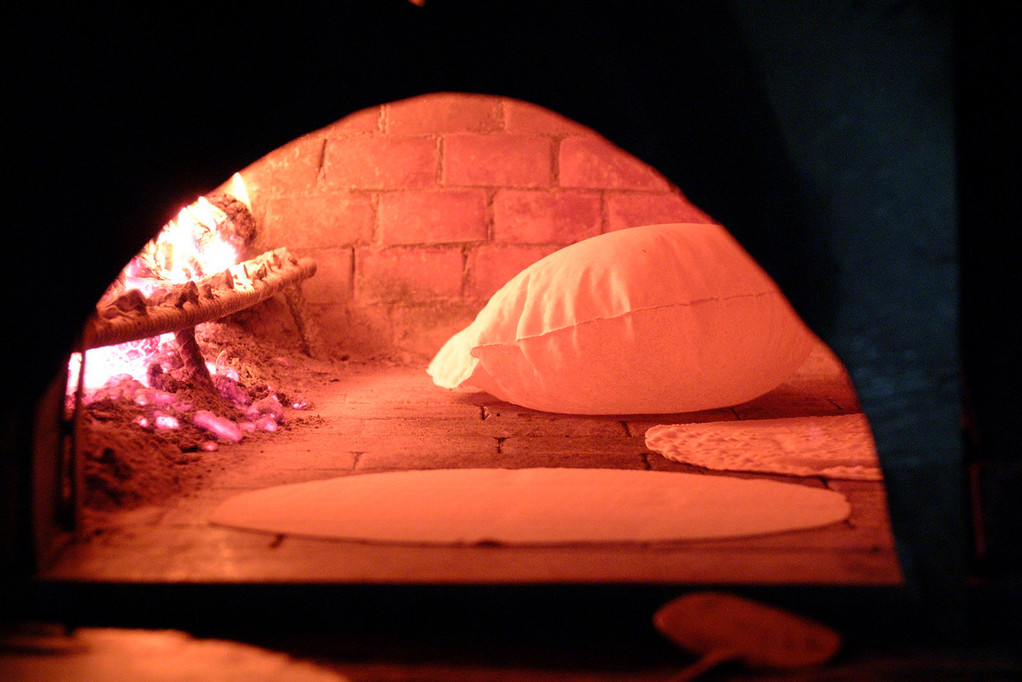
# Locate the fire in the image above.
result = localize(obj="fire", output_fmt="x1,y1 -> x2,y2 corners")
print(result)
123,196 -> 239,296
65,172 -> 310,461
67,334 -> 176,394
227,171 -> 251,209
68,175 -> 252,399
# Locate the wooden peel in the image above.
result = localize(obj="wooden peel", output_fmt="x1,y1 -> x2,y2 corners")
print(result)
654,592 -> 842,681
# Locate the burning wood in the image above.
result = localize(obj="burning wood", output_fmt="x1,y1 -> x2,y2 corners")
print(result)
71,320 -> 325,512
204,190 -> 257,251
82,248 -> 317,351
65,176 -> 322,516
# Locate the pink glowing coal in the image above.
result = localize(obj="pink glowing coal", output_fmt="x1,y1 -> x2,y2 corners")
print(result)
67,175 -> 308,449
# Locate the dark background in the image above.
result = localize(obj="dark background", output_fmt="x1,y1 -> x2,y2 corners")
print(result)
2,0 -> 1016,640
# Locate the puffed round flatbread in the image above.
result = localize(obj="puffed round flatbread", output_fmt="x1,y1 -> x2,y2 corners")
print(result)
209,468 -> 850,545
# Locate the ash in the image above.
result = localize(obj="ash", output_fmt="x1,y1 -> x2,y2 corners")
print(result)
74,307 -> 333,516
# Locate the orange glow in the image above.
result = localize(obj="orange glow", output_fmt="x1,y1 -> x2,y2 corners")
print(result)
67,334 -> 175,394
69,177 -> 252,398
67,334 -> 249,405
123,196 -> 238,296
227,172 -> 251,210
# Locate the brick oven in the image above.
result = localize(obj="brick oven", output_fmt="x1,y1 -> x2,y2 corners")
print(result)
238,93 -> 715,359
3,0 -> 1017,656
26,88 -> 902,586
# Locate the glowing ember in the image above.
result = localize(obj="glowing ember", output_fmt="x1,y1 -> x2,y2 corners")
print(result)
193,410 -> 244,443
67,338 -> 247,406
67,334 -> 176,394
64,171 -> 313,480
67,175 -> 265,433
68,177 -> 253,391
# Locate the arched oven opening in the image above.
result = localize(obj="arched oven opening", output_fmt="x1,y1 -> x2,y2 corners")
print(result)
6,0 -> 1012,669
34,92 -> 900,593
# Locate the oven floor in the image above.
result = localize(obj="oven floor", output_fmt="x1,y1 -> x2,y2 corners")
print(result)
41,342 -> 902,586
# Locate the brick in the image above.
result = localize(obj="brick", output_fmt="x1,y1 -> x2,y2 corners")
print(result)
386,93 -> 502,134
481,405 -> 628,438
306,302 -> 394,360
355,246 -> 463,303
339,394 -> 481,421
261,192 -> 374,248
378,190 -> 488,245
731,383 -> 845,420
493,189 -> 601,244
292,247 -> 353,304
442,133 -> 553,188
559,136 -> 672,190
605,191 -> 715,231
353,435 -> 501,472
624,409 -> 738,438
499,435 -> 649,469
210,448 -> 358,488
356,417 -> 501,439
467,244 -> 560,299
238,136 -> 324,198
389,301 -> 481,358
336,363 -> 446,399
314,106 -> 383,135
323,136 -> 437,189
502,98 -> 594,136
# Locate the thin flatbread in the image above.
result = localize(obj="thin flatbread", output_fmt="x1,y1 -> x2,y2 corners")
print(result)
646,414 -> 883,481
209,468 -> 850,545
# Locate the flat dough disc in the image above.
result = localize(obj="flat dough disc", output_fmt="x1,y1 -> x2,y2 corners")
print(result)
209,468 -> 850,545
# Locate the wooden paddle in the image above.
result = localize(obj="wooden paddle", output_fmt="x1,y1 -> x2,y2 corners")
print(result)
654,592 -> 842,681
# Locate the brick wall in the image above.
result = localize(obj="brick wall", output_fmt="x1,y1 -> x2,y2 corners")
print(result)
232,93 -> 713,360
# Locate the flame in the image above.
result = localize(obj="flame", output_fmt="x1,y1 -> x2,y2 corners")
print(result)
228,172 -> 251,210
122,196 -> 239,295
72,176 -> 253,397
68,333 -> 176,394
106,175 -> 253,299
63,172 -> 297,445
